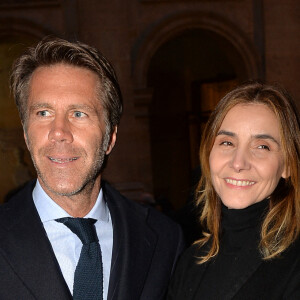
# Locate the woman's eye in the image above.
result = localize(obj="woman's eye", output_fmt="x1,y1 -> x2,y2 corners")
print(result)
220,141 -> 233,146
258,145 -> 270,151
37,110 -> 50,117
74,111 -> 87,118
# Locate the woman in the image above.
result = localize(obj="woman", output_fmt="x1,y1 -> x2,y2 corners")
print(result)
168,82 -> 300,299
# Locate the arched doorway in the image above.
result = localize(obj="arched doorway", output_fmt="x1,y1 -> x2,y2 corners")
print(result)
0,33 -> 38,202
147,28 -> 252,210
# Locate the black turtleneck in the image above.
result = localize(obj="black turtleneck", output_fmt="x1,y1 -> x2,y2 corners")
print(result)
194,199 -> 269,299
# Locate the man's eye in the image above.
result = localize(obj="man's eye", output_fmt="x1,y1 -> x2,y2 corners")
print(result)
258,145 -> 270,151
73,111 -> 87,118
37,110 -> 50,117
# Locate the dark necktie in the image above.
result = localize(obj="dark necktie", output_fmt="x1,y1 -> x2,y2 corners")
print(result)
56,217 -> 103,300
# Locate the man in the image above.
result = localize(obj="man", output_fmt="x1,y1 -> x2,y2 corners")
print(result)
0,37 -> 184,300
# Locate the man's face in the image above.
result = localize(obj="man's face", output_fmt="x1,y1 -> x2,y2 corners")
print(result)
24,64 -> 116,198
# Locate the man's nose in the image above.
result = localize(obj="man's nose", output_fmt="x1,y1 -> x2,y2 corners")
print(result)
48,116 -> 73,144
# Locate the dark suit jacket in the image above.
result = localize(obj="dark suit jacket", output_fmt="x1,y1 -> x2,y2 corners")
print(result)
167,238 -> 300,300
0,180 -> 185,300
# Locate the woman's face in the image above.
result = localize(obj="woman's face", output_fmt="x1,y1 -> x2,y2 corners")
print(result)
209,103 -> 288,209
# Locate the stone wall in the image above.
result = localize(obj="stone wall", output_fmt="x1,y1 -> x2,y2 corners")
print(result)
0,0 -> 298,207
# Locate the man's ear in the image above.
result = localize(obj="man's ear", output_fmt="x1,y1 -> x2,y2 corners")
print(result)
23,128 -> 29,150
105,126 -> 117,155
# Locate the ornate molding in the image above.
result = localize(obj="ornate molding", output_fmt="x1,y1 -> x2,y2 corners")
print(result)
133,88 -> 153,118
0,0 -> 59,9
132,10 -> 261,88
140,0 -> 239,2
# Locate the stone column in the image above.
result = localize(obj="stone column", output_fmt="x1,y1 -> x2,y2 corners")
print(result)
133,87 -> 154,192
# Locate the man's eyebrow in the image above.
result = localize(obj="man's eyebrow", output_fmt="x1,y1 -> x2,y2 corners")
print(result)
29,103 -> 95,112
29,103 -> 52,112
253,134 -> 280,146
216,130 -> 235,137
68,104 -> 95,112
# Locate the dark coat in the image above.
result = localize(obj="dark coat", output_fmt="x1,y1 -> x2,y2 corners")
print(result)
167,237 -> 300,300
0,180 -> 185,300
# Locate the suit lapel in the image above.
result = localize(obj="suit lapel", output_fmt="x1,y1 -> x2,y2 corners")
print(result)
0,181 -> 72,299
104,182 -> 157,300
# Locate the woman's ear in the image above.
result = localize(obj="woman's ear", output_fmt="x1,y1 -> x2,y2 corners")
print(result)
281,165 -> 290,179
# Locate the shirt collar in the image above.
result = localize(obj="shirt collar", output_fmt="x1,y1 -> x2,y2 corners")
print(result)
33,179 -> 109,223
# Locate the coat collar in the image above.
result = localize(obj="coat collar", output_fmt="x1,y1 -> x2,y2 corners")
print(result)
0,180 -> 72,299
103,181 -> 158,300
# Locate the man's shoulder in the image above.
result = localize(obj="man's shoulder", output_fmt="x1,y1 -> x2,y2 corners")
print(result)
0,180 -> 36,227
2,180 -> 35,209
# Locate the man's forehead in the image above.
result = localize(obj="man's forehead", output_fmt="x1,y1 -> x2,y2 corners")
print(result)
29,63 -> 100,84
27,65 -> 103,112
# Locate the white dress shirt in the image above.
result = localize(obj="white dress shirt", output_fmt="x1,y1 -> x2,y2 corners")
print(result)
33,180 -> 113,300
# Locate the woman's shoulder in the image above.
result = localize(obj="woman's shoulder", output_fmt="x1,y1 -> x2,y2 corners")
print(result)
179,243 -> 203,263
167,243 -> 208,299
172,242 -> 205,269
171,243 -> 207,283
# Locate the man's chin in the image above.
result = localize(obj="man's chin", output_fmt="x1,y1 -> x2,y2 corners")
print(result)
50,188 -> 82,197
37,167 -> 102,198
39,179 -> 86,198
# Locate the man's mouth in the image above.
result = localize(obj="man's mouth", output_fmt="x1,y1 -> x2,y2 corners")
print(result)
49,157 -> 79,164
224,178 -> 255,187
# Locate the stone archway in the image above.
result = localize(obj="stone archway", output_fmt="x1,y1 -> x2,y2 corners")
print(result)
134,12 -> 261,210
132,11 -> 261,89
146,29 -> 242,210
0,21 -> 52,202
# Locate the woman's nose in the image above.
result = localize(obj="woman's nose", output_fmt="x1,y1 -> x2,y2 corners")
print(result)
229,147 -> 251,172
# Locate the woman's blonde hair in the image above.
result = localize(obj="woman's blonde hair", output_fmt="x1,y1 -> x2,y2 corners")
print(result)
195,81 -> 300,263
